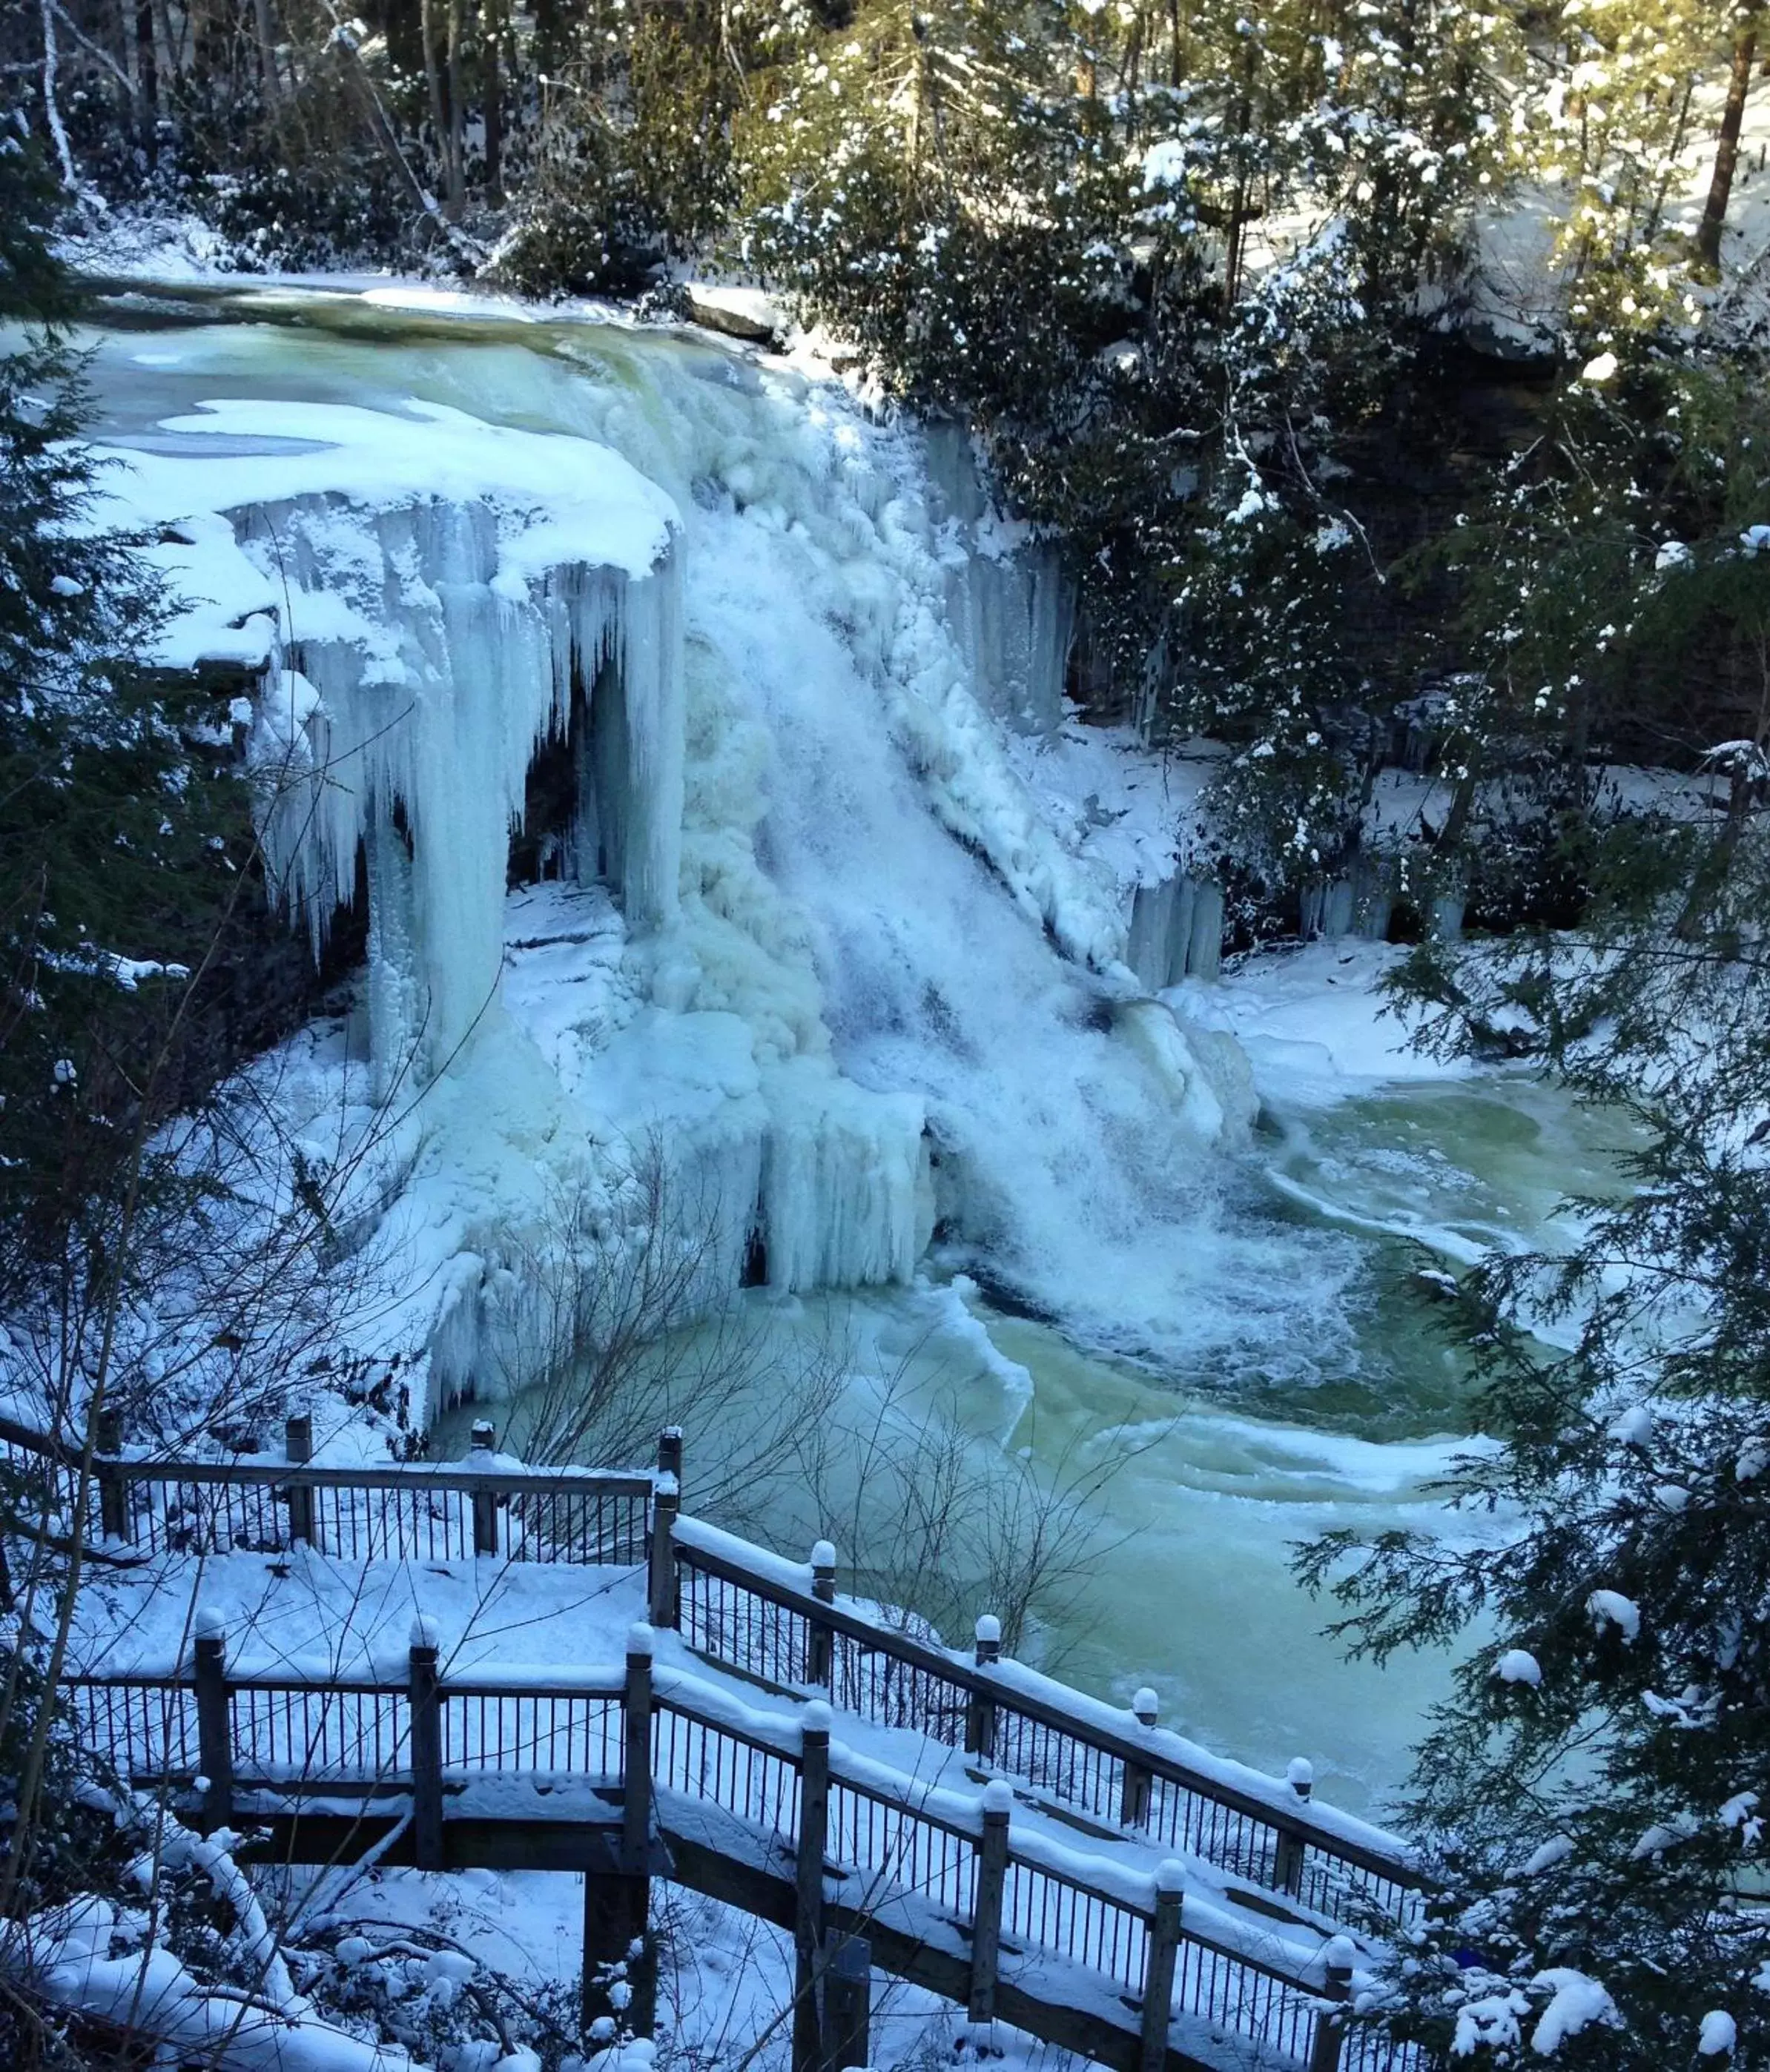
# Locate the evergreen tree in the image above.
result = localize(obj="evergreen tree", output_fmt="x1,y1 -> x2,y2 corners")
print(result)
0,117 -> 253,1306
1295,468 -> 1770,2056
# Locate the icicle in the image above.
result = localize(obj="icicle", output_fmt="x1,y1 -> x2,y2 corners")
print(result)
242,492 -> 682,1082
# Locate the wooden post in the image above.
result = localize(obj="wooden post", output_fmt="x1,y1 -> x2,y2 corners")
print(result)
95,1406 -> 127,1544
584,1626 -> 658,2030
409,1615 -> 443,1873
968,1780 -> 1012,2026
1121,1684 -> 1159,1829
618,1625 -> 656,2034
581,1870 -> 651,2035
806,1540 -> 836,1689
469,1419 -> 499,1558
964,1615 -> 1000,1761
648,1465 -> 680,1632
285,1413 -> 314,1548
656,1426 -> 684,1488
820,1930 -> 871,2072
623,1626 -> 653,1875
192,1610 -> 232,1829
793,1701 -> 831,2072
1275,1758 -> 1312,1899
1138,1860 -> 1184,2072
1307,1936 -> 1355,2072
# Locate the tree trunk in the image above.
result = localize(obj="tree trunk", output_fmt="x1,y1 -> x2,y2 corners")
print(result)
252,0 -> 280,105
420,0 -> 451,206
446,0 -> 466,214
1697,2 -> 1763,270
483,0 -> 502,202
1642,75 -> 1697,243
134,0 -> 158,139
1674,760 -> 1754,940
1439,769 -> 1479,853
481,0 -> 501,201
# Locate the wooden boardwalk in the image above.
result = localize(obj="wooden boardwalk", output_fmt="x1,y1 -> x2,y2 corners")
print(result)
5,1414 -> 1432,2072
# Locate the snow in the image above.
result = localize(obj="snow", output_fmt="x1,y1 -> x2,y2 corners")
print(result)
1522,1835 -> 1573,1876
100,399 -> 676,587
1496,1649 -> 1542,1687
1609,1404 -> 1654,1448
1180,940 -> 1471,1109
1530,1969 -> 1620,2054
1700,2010 -> 1739,2056
1452,1988 -> 1526,2056
1585,1590 -> 1640,1642
16,1893 -> 411,2072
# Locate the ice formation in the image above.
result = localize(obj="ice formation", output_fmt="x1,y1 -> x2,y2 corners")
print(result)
921,421 -> 1074,738
99,332 -> 1273,1408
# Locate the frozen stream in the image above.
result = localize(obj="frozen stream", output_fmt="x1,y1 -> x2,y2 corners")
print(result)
82,285 -> 1634,1820
446,1065 -> 1631,1816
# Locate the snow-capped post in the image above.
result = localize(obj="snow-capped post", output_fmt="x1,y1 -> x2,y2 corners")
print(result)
408,1613 -> 444,1871
656,1424 -> 684,1486
1121,1685 -> 1160,1829
806,1540 -> 837,1688
1138,1860 -> 1185,2072
965,1614 -> 1001,1761
1275,1758 -> 1314,1898
616,1623 -> 660,2026
285,1412 -> 314,1546
968,1778 -> 1013,2026
648,1449 -> 681,1630
192,1608 -> 233,1829
793,1700 -> 832,2072
469,1419 -> 498,1556
819,1932 -> 871,2072
622,1623 -> 654,1879
95,1404 -> 127,1543
1307,1936 -> 1355,2072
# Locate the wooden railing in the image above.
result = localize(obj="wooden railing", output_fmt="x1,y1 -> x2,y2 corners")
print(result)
65,1626 -> 1428,2072
0,1409 -> 658,1572
3,1407 -> 1419,1939
668,1517 -> 1422,1933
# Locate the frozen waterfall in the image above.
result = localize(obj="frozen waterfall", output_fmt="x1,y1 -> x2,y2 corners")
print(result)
99,330 -> 1311,1409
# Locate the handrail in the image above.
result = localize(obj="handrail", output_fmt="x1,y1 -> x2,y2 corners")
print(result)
100,1459 -> 656,1496
62,1650 -> 1353,2022
0,1409 -> 652,1498
673,1524 -> 1409,1881
0,1408 -> 80,1465
670,1520 -> 1421,1935
12,1406 -> 1418,1931
1,1411 -> 658,1566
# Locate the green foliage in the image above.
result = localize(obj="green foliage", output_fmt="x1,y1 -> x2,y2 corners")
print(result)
735,0 -> 1526,886
1387,352 -> 1770,933
0,125 -> 257,1300
486,0 -> 765,294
